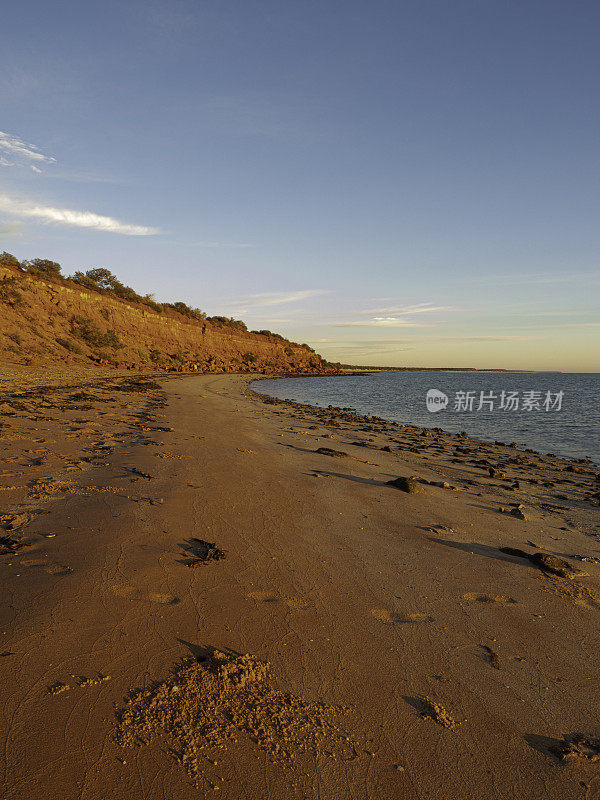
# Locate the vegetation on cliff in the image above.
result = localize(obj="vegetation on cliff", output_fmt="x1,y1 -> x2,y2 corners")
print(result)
0,251 -> 334,374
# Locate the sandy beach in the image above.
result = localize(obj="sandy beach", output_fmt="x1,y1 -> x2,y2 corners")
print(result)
1,371 -> 600,800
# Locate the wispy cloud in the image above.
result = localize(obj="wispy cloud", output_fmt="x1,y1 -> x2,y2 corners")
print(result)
332,301 -> 451,328
230,290 -> 328,309
334,317 -> 429,328
311,340 -> 417,356
438,334 -> 540,342
0,220 -> 24,237
0,131 -> 56,171
0,194 -> 159,236
360,302 -> 452,316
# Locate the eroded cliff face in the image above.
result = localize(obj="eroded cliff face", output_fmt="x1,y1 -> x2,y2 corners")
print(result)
0,266 -> 333,374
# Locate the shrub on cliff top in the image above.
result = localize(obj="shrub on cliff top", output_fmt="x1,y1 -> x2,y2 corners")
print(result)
254,329 -> 284,340
209,316 -> 247,330
164,301 -> 207,321
0,251 -> 21,268
72,268 -> 164,313
23,258 -> 62,278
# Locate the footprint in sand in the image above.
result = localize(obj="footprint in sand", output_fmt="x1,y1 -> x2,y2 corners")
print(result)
45,564 -> 73,575
19,558 -> 72,575
147,592 -> 180,605
111,585 -> 180,604
285,597 -> 312,611
462,592 -> 516,604
246,590 -> 279,603
371,609 -> 433,624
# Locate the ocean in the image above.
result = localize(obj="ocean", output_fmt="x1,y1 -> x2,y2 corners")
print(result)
251,372 -> 600,465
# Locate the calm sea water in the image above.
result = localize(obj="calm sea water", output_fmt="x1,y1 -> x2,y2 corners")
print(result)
252,372 -> 600,465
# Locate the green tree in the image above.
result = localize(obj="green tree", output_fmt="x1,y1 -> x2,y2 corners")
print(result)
0,251 -> 21,268
23,258 -> 62,278
84,268 -> 120,290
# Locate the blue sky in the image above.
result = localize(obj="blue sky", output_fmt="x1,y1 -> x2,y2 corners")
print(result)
1,0 -> 599,370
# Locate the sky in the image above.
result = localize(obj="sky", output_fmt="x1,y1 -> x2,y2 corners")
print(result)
1,0 -> 599,371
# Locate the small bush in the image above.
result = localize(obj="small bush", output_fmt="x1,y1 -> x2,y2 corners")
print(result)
209,316 -> 247,330
101,329 -> 124,349
70,315 -> 124,349
165,302 -> 207,321
0,276 -> 23,306
6,332 -> 22,346
142,294 -> 163,313
256,329 -> 284,340
243,352 -> 257,363
149,349 -> 166,363
56,337 -> 84,354
94,350 -> 119,365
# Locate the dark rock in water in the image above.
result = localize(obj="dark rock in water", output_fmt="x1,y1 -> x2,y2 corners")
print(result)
316,447 -> 348,458
381,445 -> 393,452
387,476 -> 424,494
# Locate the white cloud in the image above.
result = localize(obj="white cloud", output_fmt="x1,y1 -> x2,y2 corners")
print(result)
0,131 -> 56,171
0,194 -> 159,236
334,317 -> 428,328
331,302 -> 451,327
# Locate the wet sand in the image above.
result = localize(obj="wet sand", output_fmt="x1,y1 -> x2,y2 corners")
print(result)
1,372 -> 599,799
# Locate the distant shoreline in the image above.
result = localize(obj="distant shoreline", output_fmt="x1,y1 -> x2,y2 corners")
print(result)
337,366 -> 550,373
